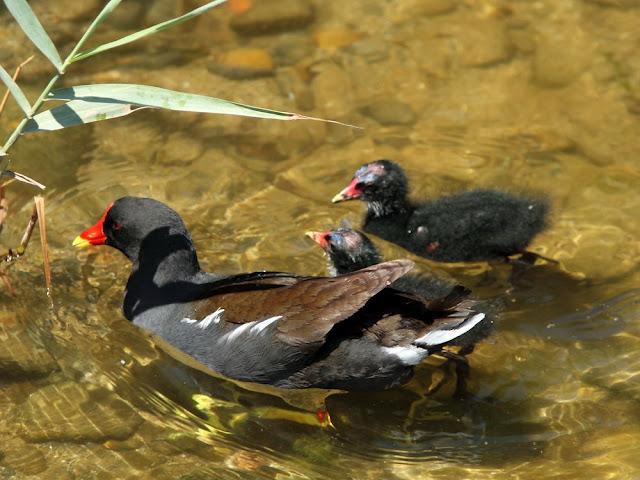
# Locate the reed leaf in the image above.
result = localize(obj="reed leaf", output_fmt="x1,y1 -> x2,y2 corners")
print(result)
0,63 -> 31,115
24,100 -> 141,132
63,0 -> 123,70
70,0 -> 227,63
3,0 -> 63,72
0,170 -> 46,190
47,84 -> 304,120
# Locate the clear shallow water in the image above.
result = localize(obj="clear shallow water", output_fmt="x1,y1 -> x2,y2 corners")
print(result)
1,0 -> 640,478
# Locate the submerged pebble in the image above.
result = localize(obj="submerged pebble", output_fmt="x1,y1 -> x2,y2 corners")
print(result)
17,382 -> 144,443
1,439 -> 47,476
311,62 -> 354,117
314,28 -> 361,50
421,0 -> 459,15
395,0 -> 458,18
208,48 -> 275,79
271,33 -> 315,66
276,68 -> 315,110
230,0 -> 315,35
584,0 -> 640,6
533,25 -> 592,88
362,99 -> 417,126
0,312 -> 58,379
458,21 -> 514,67
348,38 -> 389,62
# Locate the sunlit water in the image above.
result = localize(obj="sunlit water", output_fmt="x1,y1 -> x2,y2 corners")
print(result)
1,0 -> 639,478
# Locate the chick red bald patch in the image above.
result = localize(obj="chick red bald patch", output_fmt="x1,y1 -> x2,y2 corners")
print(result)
307,231 -> 331,249
342,178 -> 362,198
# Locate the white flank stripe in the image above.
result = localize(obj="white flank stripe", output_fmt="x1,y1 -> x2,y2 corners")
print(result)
250,315 -> 282,334
382,345 -> 426,366
415,313 -> 485,347
221,321 -> 256,343
181,308 -> 225,329
218,315 -> 284,344
197,308 -> 225,329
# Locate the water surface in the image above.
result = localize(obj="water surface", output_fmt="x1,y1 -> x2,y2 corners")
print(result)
1,0 -> 639,478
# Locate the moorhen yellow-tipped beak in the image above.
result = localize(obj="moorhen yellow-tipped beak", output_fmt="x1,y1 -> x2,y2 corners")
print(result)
331,178 -> 361,203
72,236 -> 92,248
331,191 -> 347,203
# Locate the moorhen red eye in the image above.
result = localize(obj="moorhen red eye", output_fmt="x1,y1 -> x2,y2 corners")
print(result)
332,159 -> 552,264
74,197 -> 487,391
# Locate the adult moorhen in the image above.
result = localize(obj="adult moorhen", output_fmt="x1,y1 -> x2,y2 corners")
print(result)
305,227 -> 494,352
73,197 -> 487,390
332,160 -> 550,263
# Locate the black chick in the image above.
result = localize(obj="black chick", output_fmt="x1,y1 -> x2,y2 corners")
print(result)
306,227 -> 494,352
332,159 -> 550,263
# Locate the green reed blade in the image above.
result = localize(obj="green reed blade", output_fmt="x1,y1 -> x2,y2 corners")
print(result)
0,63 -> 31,115
70,0 -> 228,64
3,0 -> 63,72
47,83 -> 302,120
23,100 -> 141,132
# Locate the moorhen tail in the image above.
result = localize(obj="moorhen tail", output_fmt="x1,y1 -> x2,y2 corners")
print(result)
332,159 -> 550,263
74,197 -> 487,391
306,227 -> 494,351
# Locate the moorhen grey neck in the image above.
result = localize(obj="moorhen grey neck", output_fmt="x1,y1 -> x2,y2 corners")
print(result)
332,160 -> 551,263
74,197 -> 487,390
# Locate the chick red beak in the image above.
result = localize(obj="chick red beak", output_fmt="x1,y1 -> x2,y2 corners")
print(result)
73,202 -> 113,248
331,178 -> 361,203
305,230 -> 331,250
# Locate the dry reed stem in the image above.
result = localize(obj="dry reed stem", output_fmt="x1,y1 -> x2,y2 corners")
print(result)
0,186 -> 7,233
33,196 -> 51,293
20,202 -> 38,253
0,202 -> 36,264
0,55 -> 35,117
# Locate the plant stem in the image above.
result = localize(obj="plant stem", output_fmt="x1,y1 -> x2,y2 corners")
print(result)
0,74 -> 60,170
0,0 -> 123,170
62,0 -> 123,72
0,55 -> 34,118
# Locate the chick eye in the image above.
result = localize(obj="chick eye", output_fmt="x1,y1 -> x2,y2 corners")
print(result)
324,233 -> 332,243
112,222 -> 123,232
355,182 -> 365,190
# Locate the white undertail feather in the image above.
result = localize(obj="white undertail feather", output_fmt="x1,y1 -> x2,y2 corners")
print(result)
383,312 -> 486,366
414,312 -> 485,347
381,345 -> 426,366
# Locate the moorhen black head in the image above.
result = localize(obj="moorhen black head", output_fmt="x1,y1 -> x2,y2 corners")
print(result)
332,159 -> 551,263
74,197 -> 486,391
